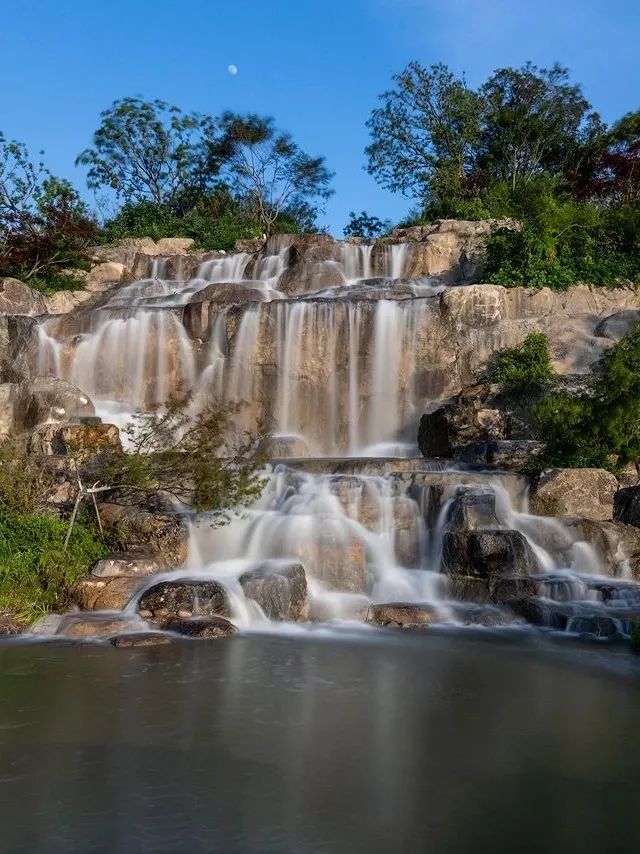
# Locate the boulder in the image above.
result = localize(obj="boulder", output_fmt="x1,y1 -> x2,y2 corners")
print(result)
441,530 -> 538,579
137,580 -> 231,620
70,575 -> 142,611
91,553 -> 162,579
418,389 -> 507,458
28,421 -> 120,456
84,262 -> 130,293
44,290 -> 92,315
162,616 -> 237,639
110,632 -> 175,647
0,315 -> 38,380
187,282 -> 268,304
531,468 -> 618,522
98,504 -> 189,568
23,377 -> 95,428
444,487 -> 502,532
366,602 -> 439,628
0,277 -> 47,316
594,309 -> 640,341
239,561 -> 308,621
56,616 -> 134,639
614,486 -> 640,528
155,238 -> 195,255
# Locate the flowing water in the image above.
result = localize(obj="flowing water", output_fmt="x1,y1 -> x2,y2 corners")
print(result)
32,240 -> 640,634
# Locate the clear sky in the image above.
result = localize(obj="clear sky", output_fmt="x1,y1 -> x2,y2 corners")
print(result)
1,0 -> 639,234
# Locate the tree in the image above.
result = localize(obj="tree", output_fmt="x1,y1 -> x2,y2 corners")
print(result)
365,63 -> 482,211
343,210 -> 391,239
568,110 -> 640,205
478,63 -> 601,190
77,97 -> 220,214
216,113 -> 333,234
100,399 -> 265,518
0,134 -> 96,282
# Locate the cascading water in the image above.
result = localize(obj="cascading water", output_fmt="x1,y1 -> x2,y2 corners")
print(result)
33,238 -> 638,635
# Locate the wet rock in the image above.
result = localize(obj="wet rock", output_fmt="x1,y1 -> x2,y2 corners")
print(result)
110,632 -> 175,647
531,468 -> 618,521
91,553 -> 162,579
568,615 -> 621,639
0,612 -> 25,636
0,382 -> 30,438
594,309 -> 640,341
24,377 -> 95,429
99,504 -> 189,568
418,389 -> 507,458
258,433 -> 311,458
137,580 -> 231,620
308,593 -> 370,622
162,616 -> 237,639
444,487 -> 502,532
30,614 -> 64,635
489,576 -> 540,604
57,617 -> 134,639
614,485 -> 640,528
509,598 -> 570,630
71,575 -> 142,611
0,277 -> 47,316
448,602 -> 517,627
239,561 -> 308,621
187,282 -> 268,304
562,517 -> 640,579
442,530 -> 538,579
366,602 -> 439,628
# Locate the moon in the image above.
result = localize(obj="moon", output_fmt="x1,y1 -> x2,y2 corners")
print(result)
228,64 -> 238,76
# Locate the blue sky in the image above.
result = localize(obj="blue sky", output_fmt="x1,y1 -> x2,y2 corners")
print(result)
1,0 -> 638,234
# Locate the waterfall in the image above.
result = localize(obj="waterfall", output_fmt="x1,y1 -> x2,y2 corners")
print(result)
31,235 -> 634,633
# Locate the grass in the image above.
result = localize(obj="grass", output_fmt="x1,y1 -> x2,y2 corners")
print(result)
0,508 -> 109,623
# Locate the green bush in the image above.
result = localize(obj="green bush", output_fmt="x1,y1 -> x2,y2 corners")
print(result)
484,183 -> 640,289
0,508 -> 108,621
488,332 -> 555,395
523,326 -> 640,472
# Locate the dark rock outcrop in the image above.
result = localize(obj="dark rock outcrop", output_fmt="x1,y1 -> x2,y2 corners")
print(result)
162,616 -> 237,639
137,580 -> 231,620
441,530 -> 538,579
239,561 -> 308,621
614,485 -> 640,528
366,602 -> 439,628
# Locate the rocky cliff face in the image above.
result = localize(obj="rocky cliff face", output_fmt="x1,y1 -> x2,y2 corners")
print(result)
2,225 -> 640,644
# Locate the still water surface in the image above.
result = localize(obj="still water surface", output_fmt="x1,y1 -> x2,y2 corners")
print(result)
0,630 -> 639,853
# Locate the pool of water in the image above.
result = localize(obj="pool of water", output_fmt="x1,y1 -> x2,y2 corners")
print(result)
0,630 -> 638,853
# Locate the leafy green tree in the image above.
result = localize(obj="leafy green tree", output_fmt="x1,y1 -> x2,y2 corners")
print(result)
343,210 -> 391,239
477,63 -> 601,190
365,62 -> 482,212
215,113 -> 333,234
77,97 -> 220,214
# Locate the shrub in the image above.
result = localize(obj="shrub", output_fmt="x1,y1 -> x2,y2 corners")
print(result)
0,508 -> 108,621
488,332 -> 555,395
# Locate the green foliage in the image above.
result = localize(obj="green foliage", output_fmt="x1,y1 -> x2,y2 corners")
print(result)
101,398 -> 265,518
343,210 -> 391,239
76,97 -> 219,212
488,332 -> 555,395
215,112 -> 333,234
0,508 -> 108,621
526,326 -> 640,472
